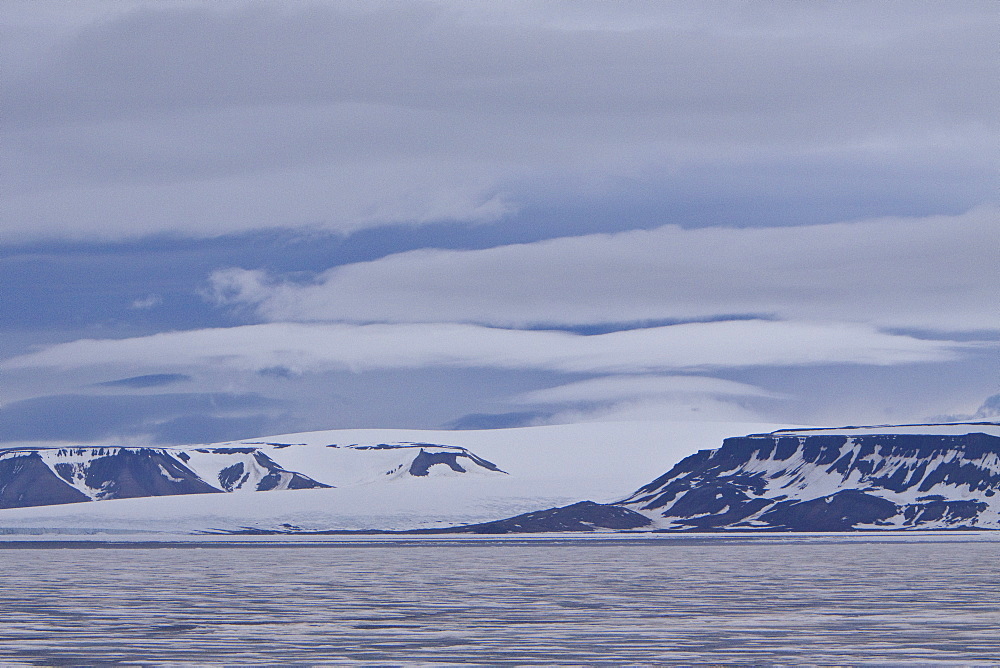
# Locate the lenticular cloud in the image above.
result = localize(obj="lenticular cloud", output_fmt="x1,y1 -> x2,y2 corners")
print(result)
4,320 -> 965,376
209,208 -> 1000,333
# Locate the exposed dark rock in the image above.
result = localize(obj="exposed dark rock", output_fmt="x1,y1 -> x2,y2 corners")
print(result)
210,500 -> 653,535
0,444 -> 333,509
902,499 -> 986,526
408,447 -> 505,476
408,449 -> 467,476
250,452 -> 330,491
619,427 -> 1000,531
429,501 -> 653,533
80,449 -> 221,500
0,439 -> 502,510
0,453 -> 90,509
195,447 -> 259,455
218,463 -> 248,492
758,491 -> 899,531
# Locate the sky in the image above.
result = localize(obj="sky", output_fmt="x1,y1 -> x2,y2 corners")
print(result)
1,0 -> 998,445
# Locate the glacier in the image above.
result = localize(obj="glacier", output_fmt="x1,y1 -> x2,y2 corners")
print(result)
0,421 -> 767,534
3,420 -> 997,534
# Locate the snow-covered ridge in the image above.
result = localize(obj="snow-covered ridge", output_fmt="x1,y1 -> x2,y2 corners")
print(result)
0,440 -> 505,510
759,421 -> 1000,437
0,421 -> 770,534
621,424 -> 1000,530
6,421 -> 998,532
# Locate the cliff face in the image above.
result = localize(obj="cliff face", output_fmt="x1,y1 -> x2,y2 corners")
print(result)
620,427 -> 1000,530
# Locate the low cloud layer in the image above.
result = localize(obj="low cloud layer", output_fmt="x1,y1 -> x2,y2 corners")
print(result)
0,392 -> 281,444
514,375 -> 783,405
4,320 -> 966,377
542,396 -> 767,425
511,374 -> 783,426
95,373 -> 191,389
212,208 -> 1000,332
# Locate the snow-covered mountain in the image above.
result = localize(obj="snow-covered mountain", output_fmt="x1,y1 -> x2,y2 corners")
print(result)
11,420 -> 993,534
0,440 -> 504,510
618,422 -> 1000,530
0,421 -> 768,534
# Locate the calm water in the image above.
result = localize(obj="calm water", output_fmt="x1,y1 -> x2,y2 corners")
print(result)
0,535 -> 997,665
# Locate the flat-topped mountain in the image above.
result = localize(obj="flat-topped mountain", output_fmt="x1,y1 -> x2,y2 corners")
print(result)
619,422 -> 1000,530
5,421 -> 996,532
208,421 -> 1000,535
423,422 -> 1000,533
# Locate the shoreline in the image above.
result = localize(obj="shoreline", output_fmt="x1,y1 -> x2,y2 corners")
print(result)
0,529 -> 997,548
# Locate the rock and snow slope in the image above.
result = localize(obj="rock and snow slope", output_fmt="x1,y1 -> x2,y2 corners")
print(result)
7,420 -> 993,534
0,421 -> 773,534
0,442 -> 505,509
619,422 -> 1000,530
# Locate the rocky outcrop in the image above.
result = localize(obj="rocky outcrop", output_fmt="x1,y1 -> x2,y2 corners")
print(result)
211,501 -> 652,535
0,452 -> 91,509
0,440 -> 504,510
0,446 -> 331,509
620,425 -> 1000,530
406,447 -> 504,476
435,501 -> 652,533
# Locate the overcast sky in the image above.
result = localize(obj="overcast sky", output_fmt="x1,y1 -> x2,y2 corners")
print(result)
1,0 -> 998,444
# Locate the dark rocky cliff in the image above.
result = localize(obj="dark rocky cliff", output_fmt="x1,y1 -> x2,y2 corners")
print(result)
417,424 -> 1000,533
619,427 -> 1000,530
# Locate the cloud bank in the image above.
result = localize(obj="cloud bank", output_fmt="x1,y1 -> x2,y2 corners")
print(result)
211,208 -> 1000,332
3,1 -> 996,240
514,375 -> 783,405
4,320 -> 965,377
2,2 -> 997,439
510,374 -> 784,425
0,392 -> 281,444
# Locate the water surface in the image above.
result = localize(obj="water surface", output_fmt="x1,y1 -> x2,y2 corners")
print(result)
0,535 -> 997,665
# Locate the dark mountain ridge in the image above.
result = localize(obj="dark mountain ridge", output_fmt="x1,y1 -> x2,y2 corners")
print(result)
431,423 -> 1000,533
616,424 -> 1000,531
0,440 -> 504,510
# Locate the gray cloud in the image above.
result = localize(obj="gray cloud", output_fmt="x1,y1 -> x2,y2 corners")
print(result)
9,2 -> 994,125
95,373 -> 191,388
2,1 -> 996,239
2,320 -> 967,376
2,1 -> 997,433
0,392 -> 282,444
508,375 -> 783,425
210,208 -> 1000,332
513,375 -> 782,405
443,411 -> 552,431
